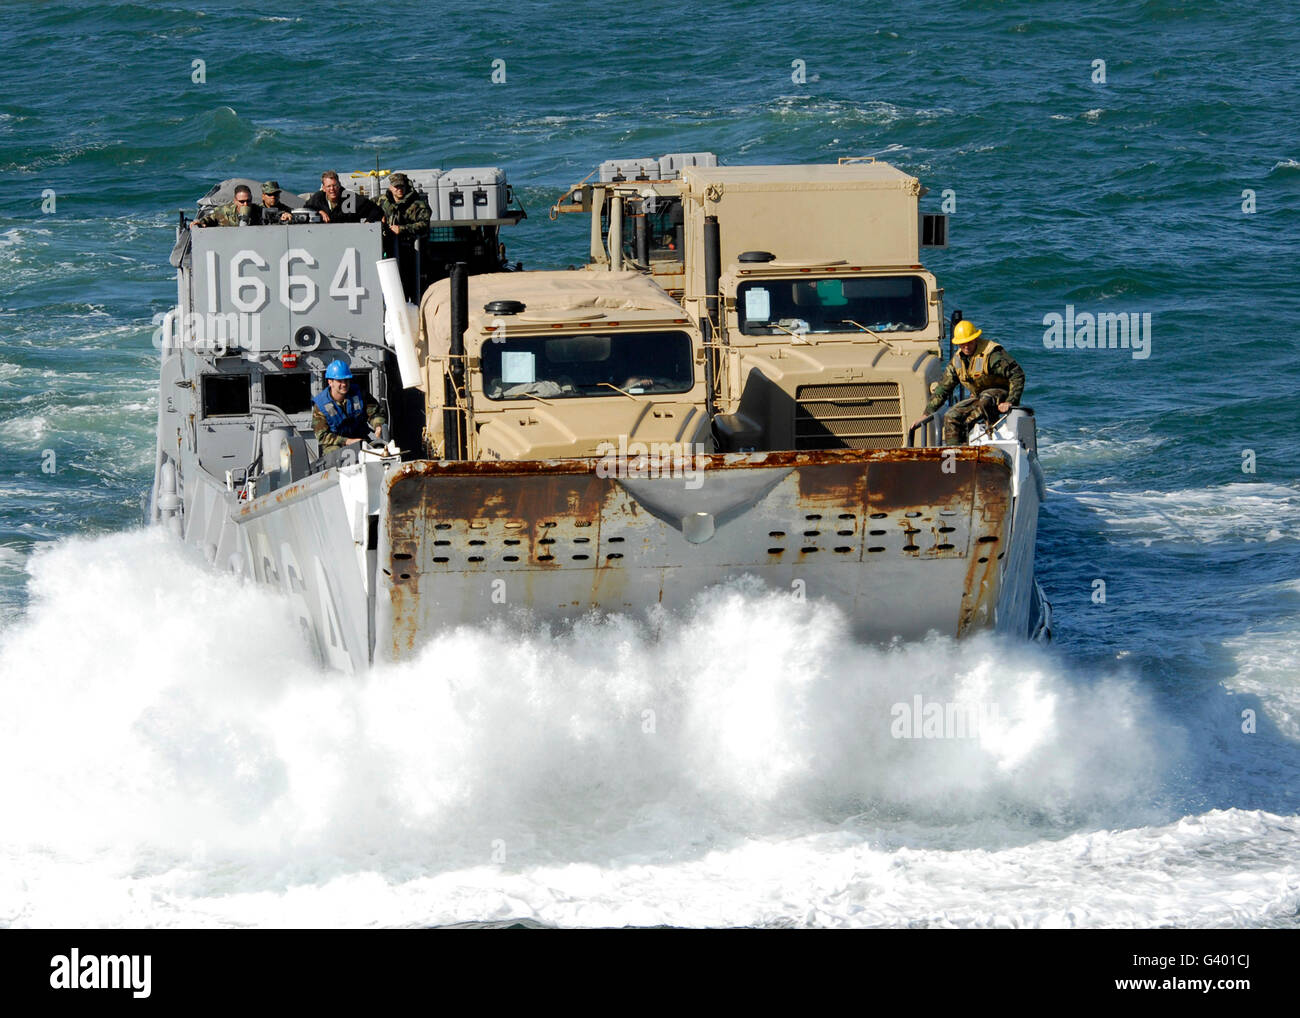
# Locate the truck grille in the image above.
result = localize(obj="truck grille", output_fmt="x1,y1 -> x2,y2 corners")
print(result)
794,382 -> 904,450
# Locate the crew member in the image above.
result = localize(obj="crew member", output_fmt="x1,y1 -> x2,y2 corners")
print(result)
376,172 -> 431,297
312,359 -> 386,452
912,319 -> 1025,445
377,172 -> 431,239
304,170 -> 383,224
193,184 -> 261,227
258,180 -> 291,224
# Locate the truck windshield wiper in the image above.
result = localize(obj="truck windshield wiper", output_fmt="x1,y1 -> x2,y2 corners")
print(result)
597,382 -> 642,400
511,390 -> 554,406
833,320 -> 900,353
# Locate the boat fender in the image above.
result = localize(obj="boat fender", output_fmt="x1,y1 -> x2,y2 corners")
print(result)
376,258 -> 422,389
156,460 -> 180,516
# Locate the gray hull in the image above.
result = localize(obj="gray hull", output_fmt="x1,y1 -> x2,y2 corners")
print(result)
159,435 -> 1046,671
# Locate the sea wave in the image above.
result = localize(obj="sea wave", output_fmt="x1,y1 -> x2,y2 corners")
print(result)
1070,482 -> 1300,546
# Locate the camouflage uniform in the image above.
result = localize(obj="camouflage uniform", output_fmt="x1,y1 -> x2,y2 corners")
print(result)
257,179 -> 289,224
312,388 -> 386,453
193,199 -> 262,228
376,178 -> 432,235
923,337 -> 1026,445
377,174 -> 432,298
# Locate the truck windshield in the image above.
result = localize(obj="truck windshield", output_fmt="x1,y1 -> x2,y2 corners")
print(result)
481,330 -> 695,400
736,275 -> 927,335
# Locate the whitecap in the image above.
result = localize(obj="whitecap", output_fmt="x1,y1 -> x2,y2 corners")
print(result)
1071,482 -> 1300,545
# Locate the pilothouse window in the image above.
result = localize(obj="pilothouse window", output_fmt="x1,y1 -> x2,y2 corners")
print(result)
263,372 -> 312,415
481,331 -> 694,400
202,374 -> 251,417
737,276 -> 927,335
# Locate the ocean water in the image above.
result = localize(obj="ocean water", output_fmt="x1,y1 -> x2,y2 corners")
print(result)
1,0 -> 1297,928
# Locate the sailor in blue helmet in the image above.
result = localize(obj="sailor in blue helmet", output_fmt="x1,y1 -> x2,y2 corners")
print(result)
312,359 -> 386,452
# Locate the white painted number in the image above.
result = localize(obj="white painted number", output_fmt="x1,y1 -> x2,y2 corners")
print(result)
217,246 -> 365,313
230,249 -> 270,312
280,248 -> 319,312
206,249 -> 220,313
329,247 -> 366,312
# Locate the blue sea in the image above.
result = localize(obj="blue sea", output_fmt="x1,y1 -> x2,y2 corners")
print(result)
1,0 -> 1297,928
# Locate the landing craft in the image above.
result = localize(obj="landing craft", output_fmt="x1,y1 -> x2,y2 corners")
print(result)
151,157 -> 1049,673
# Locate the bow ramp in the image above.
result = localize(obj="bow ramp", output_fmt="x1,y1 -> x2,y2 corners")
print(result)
379,446 -> 1018,658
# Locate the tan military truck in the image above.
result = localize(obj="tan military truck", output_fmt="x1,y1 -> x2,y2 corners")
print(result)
555,157 -> 953,451
538,158 -> 1048,644
413,269 -> 712,462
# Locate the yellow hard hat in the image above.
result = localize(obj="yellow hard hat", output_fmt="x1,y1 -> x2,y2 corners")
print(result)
953,320 -> 982,343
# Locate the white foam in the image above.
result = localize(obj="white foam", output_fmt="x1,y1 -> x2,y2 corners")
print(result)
1071,482 -> 1299,545
1038,433 -> 1165,468
1222,627 -> 1300,740
0,529 -> 1293,927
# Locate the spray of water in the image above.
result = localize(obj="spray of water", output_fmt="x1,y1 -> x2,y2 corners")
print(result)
9,528 -> 1276,928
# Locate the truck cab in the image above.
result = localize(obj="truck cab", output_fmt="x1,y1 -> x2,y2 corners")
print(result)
555,156 -> 953,452
415,270 -> 713,463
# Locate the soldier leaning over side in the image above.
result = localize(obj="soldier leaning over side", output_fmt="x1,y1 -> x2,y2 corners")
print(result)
193,184 -> 262,227
312,359 -> 386,453
912,319 -> 1026,445
304,170 -> 383,224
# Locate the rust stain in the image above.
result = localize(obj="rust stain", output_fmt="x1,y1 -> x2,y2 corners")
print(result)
411,472 -> 609,526
794,461 -> 867,507
383,445 -> 1020,656
387,446 -> 1005,481
956,458 -> 1012,634
865,452 -> 1007,515
385,466 -> 629,657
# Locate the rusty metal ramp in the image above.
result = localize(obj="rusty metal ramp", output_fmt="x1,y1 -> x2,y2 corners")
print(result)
378,448 -> 1014,658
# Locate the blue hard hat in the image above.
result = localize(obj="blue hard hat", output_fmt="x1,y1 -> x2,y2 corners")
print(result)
325,359 -> 352,380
